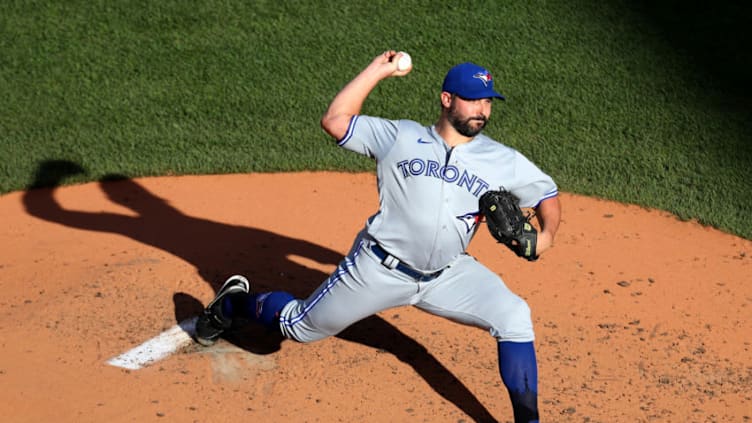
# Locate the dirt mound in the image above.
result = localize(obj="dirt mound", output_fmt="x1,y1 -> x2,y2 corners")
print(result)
1,172 -> 749,422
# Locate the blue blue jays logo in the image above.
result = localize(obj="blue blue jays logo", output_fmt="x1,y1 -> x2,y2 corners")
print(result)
473,71 -> 493,87
457,211 -> 482,233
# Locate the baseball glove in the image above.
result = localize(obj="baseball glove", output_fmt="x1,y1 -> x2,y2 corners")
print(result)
479,188 -> 538,261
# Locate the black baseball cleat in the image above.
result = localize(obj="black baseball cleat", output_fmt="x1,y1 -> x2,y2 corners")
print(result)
194,275 -> 250,346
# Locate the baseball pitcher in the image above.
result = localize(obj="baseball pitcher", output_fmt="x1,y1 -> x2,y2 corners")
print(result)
195,51 -> 561,423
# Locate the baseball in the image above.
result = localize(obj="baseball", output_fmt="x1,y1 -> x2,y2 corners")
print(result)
397,52 -> 412,71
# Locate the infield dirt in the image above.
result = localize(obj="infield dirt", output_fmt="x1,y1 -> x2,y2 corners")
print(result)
1,172 -> 749,422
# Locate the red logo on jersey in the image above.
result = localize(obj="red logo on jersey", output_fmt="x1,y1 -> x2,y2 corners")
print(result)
457,211 -> 483,233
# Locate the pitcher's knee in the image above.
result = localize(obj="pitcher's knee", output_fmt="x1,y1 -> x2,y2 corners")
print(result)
490,297 -> 535,342
277,300 -> 341,343
280,325 -> 330,343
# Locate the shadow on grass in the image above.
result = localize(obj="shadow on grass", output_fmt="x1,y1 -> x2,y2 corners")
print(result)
22,159 -> 500,423
634,1 -> 752,103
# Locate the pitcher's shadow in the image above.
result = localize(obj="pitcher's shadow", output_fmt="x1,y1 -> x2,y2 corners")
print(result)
23,160 -> 498,422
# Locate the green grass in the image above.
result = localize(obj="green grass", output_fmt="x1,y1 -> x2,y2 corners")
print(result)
1,0 -> 750,239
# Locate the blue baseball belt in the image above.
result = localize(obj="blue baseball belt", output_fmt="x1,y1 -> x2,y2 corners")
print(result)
370,243 -> 445,282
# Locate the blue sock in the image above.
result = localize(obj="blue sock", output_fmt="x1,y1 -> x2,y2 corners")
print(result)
221,291 -> 294,330
498,341 -> 539,423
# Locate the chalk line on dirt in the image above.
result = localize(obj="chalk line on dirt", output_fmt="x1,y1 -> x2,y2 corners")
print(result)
106,317 -> 197,370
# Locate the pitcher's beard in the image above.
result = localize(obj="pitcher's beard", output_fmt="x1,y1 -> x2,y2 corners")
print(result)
448,108 -> 487,138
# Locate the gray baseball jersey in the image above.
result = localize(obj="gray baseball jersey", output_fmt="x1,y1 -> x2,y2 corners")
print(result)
340,115 -> 557,272
277,115 -> 558,343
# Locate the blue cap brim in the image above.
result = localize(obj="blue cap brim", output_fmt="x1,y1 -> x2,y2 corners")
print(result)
454,90 -> 506,101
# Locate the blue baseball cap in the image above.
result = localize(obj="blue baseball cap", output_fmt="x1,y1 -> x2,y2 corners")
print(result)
442,62 -> 505,100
